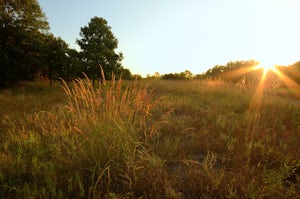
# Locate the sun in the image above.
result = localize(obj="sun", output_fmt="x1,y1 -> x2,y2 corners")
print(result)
255,61 -> 276,72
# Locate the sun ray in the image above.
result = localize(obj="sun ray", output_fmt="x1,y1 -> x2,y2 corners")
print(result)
250,68 -> 268,111
255,62 -> 276,74
246,62 -> 300,141
221,66 -> 257,80
247,67 -> 269,139
270,67 -> 300,98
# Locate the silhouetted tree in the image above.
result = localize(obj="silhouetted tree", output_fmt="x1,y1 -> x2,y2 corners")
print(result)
205,60 -> 260,83
162,70 -> 193,80
119,68 -> 132,80
43,35 -> 69,85
77,17 -> 123,84
0,0 -> 49,87
133,74 -> 142,80
64,48 -> 84,80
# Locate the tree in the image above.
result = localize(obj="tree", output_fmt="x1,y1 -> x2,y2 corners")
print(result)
36,35 -> 83,85
162,72 -> 185,80
0,0 -> 49,87
184,70 -> 193,79
154,72 -> 161,78
120,68 -> 132,80
205,60 -> 260,83
43,35 -> 70,85
43,35 -> 86,85
161,70 -> 193,80
64,48 -> 84,80
77,17 -> 123,84
0,0 -> 48,31
205,65 -> 226,77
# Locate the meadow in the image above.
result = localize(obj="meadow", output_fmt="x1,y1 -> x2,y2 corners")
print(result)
0,76 -> 299,198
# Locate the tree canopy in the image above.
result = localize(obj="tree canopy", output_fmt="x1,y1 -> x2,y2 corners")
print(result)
204,60 -> 261,83
0,0 -> 49,31
0,0 -> 49,87
77,17 -> 123,81
161,70 -> 193,80
0,1 -> 132,88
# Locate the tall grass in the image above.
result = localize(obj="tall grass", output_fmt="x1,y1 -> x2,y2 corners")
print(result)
61,73 -> 159,140
0,73 -> 165,198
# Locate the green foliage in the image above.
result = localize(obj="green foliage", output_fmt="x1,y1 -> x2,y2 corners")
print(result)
0,0 -> 49,31
77,17 -> 124,81
161,70 -> 194,80
42,35 -> 83,85
43,35 -> 68,84
0,0 -> 49,87
1,1 -> 120,88
120,68 -> 133,80
205,60 -> 260,82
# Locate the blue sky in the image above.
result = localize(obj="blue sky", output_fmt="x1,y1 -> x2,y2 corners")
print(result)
39,0 -> 300,76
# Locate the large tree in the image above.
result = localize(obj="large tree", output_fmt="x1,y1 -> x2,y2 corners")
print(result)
41,35 -> 85,85
77,17 -> 123,82
0,0 -> 49,87
43,35 -> 69,85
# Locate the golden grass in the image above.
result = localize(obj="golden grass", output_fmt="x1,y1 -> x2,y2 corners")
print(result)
61,69 -> 161,141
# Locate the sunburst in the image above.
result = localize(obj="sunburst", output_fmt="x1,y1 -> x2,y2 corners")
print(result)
255,61 -> 276,74
229,60 -> 300,139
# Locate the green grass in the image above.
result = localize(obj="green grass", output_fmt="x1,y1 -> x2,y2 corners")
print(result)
0,77 -> 299,198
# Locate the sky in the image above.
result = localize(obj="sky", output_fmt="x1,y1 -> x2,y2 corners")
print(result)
38,0 -> 300,77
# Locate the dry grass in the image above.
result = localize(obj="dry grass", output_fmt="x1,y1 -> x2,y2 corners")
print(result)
61,72 -> 160,140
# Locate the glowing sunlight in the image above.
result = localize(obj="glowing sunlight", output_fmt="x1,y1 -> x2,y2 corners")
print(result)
271,67 -> 300,98
255,61 -> 276,73
255,60 -> 300,98
250,60 -> 300,114
247,59 -> 300,139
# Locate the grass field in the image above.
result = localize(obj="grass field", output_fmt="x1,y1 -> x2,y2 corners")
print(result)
0,77 -> 299,198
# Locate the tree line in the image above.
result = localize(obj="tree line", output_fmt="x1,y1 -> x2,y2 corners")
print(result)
151,60 -> 300,86
203,60 -> 300,85
0,0 -> 133,88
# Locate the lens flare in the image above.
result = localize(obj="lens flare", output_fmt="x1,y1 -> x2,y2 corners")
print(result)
255,62 -> 276,73
222,60 -> 300,141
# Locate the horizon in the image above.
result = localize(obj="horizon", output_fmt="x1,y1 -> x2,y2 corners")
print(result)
39,0 -> 300,77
